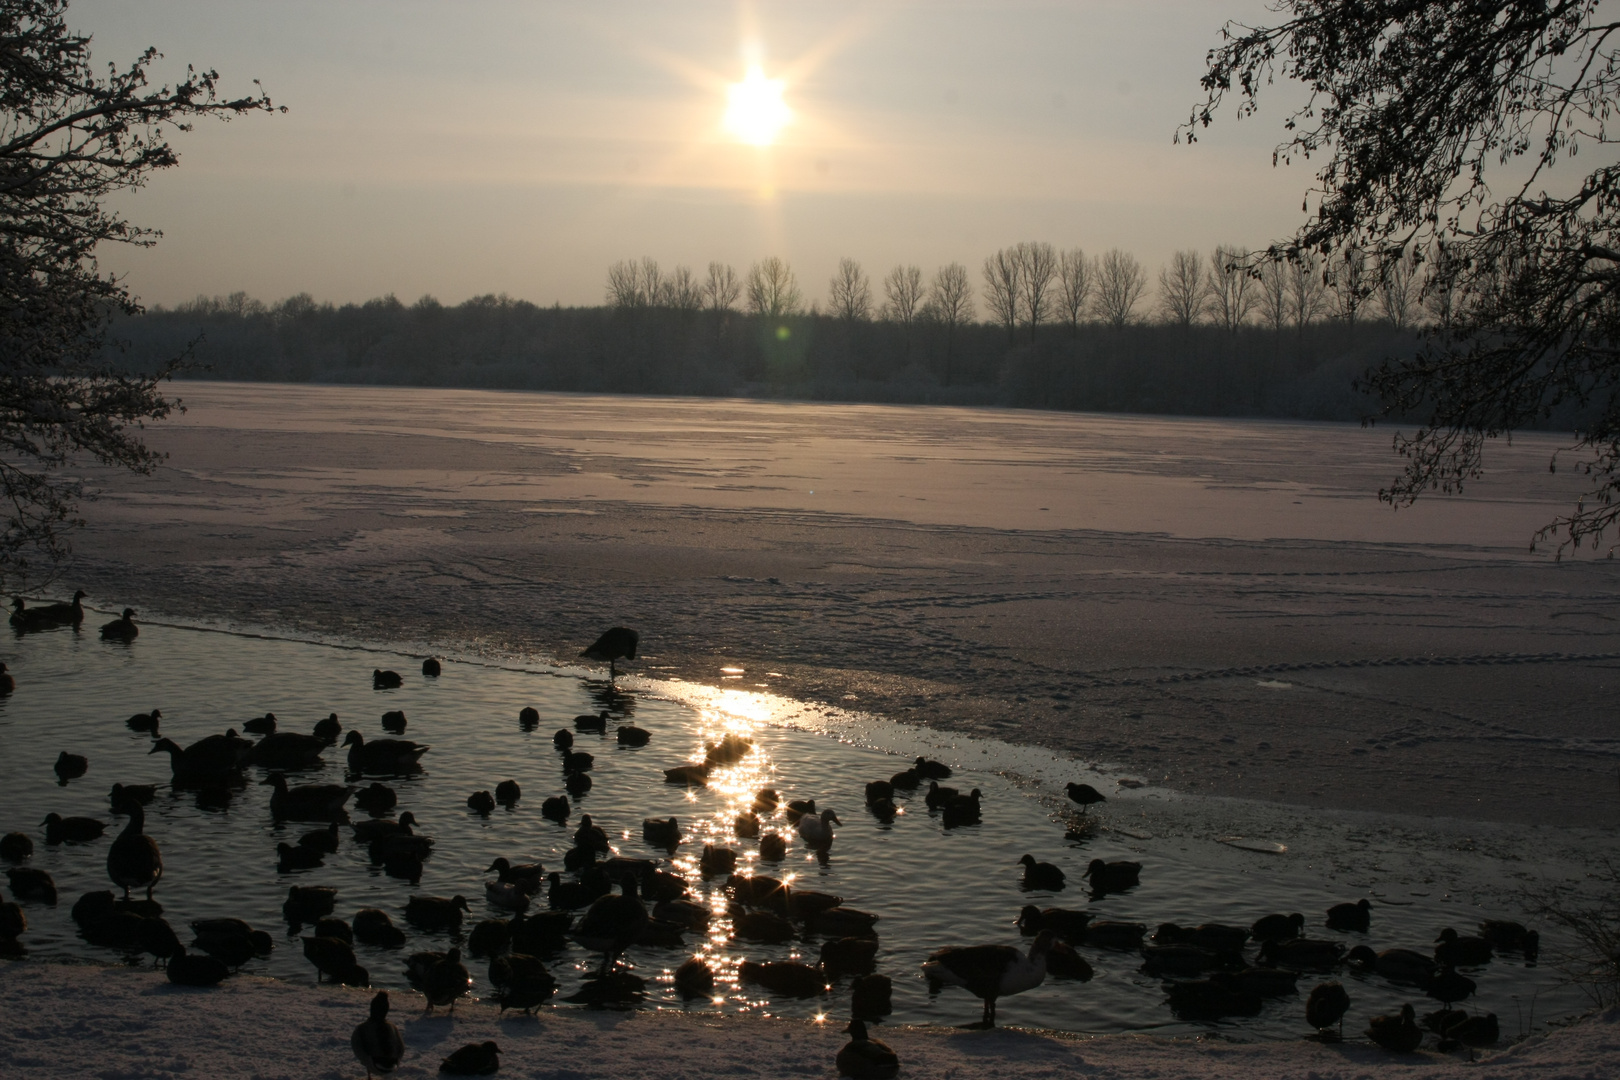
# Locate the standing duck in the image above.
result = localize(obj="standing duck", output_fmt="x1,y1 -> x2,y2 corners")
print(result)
352,990 -> 404,1078
836,1019 -> 899,1079
922,930 -> 1057,1027
573,876 -> 648,973
1366,1002 -> 1424,1052
1306,981 -> 1352,1038
106,801 -> 162,900
100,608 -> 138,641
423,947 -> 472,1013
580,627 -> 639,678
1066,782 -> 1107,811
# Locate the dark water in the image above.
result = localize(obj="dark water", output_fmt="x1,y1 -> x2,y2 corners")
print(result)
0,618 -> 1601,1038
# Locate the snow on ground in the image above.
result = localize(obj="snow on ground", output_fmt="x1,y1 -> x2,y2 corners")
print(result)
2,963 -> 1614,1080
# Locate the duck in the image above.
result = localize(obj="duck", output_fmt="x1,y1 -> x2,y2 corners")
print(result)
487,857 -> 544,893
30,589 -> 86,627
149,732 -> 251,781
313,713 -> 343,743
352,811 -> 420,844
738,959 -> 827,997
1,831 -> 33,862
563,750 -> 594,773
642,816 -> 680,848
834,1018 -> 898,1079
1366,1002 -> 1424,1052
422,657 -> 442,677
553,728 -> 574,749
1165,972 -> 1263,1020
924,781 -> 958,810
262,773 -> 354,822
490,952 -> 559,1014
98,607 -> 139,640
1066,781 -> 1107,810
541,794 -> 571,823
343,730 -> 429,773
1083,859 -> 1141,893
372,669 -> 403,689
888,768 -> 920,790
1426,966 -> 1476,1005
6,866 -> 57,903
1479,920 -> 1539,956
674,956 -> 715,998
283,885 -> 338,928
545,872 -> 600,911
249,729 -> 329,770
242,712 -> 277,735
440,1041 -> 500,1076
422,947 -> 471,1013
580,626 -> 639,677
922,930 -> 1056,1027
851,973 -> 893,1021
700,844 -> 737,876
813,907 -> 880,938
42,812 -> 105,844
759,832 -> 787,861
565,771 -> 593,797
191,918 -> 274,966
574,711 -> 609,733
1017,905 -> 1093,942
0,662 -> 13,694
864,780 -> 894,805
126,709 -> 161,734
315,916 -> 351,943
1084,920 -> 1148,950
656,898 -> 712,932
1018,854 -> 1065,891
573,876 -> 648,972
564,844 -> 600,873
466,790 -> 495,816
369,827 -> 433,863
353,783 -> 397,815
1435,927 -> 1493,967
1154,922 -> 1250,954
822,935 -> 880,977
352,991 -> 404,1079
467,918 -> 511,956
278,841 -> 326,872
485,881 -> 531,913
912,756 -> 952,780
0,898 -> 25,941
1258,937 -> 1346,971
1306,980 -> 1352,1037
303,934 -> 367,984
353,908 -> 407,948
616,724 -> 650,746
734,810 -> 761,838
941,789 -> 983,828
1357,946 -> 1438,986
728,873 -> 791,911
53,752 -> 88,784
380,710 -> 407,734
732,908 -> 796,944
784,799 -> 817,825
663,763 -> 709,786
797,808 -> 841,851
704,733 -> 755,768
167,946 -> 230,987
753,788 -> 782,812
405,894 -> 470,931
1326,898 -> 1372,932
495,779 -> 521,806
1251,912 -> 1306,942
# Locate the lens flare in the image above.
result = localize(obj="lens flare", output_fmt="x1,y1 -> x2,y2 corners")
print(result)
725,65 -> 791,146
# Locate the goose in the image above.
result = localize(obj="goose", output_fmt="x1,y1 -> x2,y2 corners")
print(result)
372,669 -> 402,689
99,608 -> 139,640
495,779 -> 521,806
797,808 -> 841,851
440,1042 -> 500,1076
405,894 -> 470,931
0,831 -> 33,862
580,626 -> 639,677
343,731 -> 429,773
616,724 -> 650,746
42,812 -> 105,844
1165,972 -> 1263,1019
738,959 -> 827,997
353,908 -> 407,948
835,1019 -> 898,1080
674,956 -> 714,998
283,885 -> 338,928
126,709 -> 161,734
1434,927 -> 1493,966
380,710 -> 407,734
30,589 -> 86,627
541,794 -> 571,822
784,798 -> 817,825
352,811 -> 420,844
467,790 -> 495,816
490,952 -> 559,1014
149,732 -> 251,781
242,713 -> 277,735
1017,905 -> 1093,942
1066,782 -> 1107,810
941,789 -> 983,828
422,657 -> 442,677
922,930 -> 1056,1027
1366,1002 -> 1424,1052
913,756 -> 952,780
700,844 -> 737,876
821,935 -> 879,977
574,711 -> 609,732
851,974 -> 894,1022
1306,980 -> 1352,1037
352,991 -> 404,1079
1251,911 -> 1306,942
1018,854 -> 1065,891
354,783 -> 397,815
1257,938 -> 1345,971
759,832 -> 787,861
167,946 -> 230,986
53,752 -> 88,784
6,866 -> 57,903
313,713 -> 342,743
663,763 -> 709,786
924,782 -> 957,810
1083,859 -> 1140,893
261,773 -> 353,823
734,810 -> 760,838
553,728 -> 574,749
573,876 -> 648,973
303,934 -> 366,984
1326,898 -> 1372,932
277,842 -> 325,872
642,816 -> 680,848
487,857 -> 544,893
565,771 -> 593,796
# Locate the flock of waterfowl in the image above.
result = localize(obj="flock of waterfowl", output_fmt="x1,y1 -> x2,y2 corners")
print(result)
0,608 -> 1545,1075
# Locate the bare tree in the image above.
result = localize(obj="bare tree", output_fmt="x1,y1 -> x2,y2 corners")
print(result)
639,257 -> 666,307
1157,249 -> 1207,328
1328,246 -> 1368,330
667,265 -> 704,313
1255,258 -> 1289,332
1374,248 -> 1419,330
1014,241 -> 1057,336
1420,243 -> 1460,331
1093,248 -> 1146,328
827,258 -> 872,321
746,257 -> 802,318
924,262 -> 974,383
882,265 -> 924,325
606,260 -> 642,308
981,248 -> 1021,341
703,262 -> 741,313
1205,246 -> 1256,331
1286,252 -> 1328,334
1057,248 -> 1093,333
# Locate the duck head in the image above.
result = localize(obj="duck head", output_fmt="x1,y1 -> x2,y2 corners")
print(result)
821,810 -> 842,826
259,773 -> 288,790
342,730 -> 364,747
369,990 -> 390,1020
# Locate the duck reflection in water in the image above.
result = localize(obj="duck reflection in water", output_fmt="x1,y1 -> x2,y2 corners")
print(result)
586,680 -> 636,718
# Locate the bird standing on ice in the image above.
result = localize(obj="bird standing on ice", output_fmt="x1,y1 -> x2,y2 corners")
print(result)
352,990 -> 404,1078
581,627 -> 639,678
921,930 -> 1057,1027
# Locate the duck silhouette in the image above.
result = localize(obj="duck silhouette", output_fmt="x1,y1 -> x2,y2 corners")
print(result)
580,627 -> 639,678
352,990 -> 404,1078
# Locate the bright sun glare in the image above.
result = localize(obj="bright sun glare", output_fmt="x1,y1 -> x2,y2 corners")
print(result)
724,64 -> 790,146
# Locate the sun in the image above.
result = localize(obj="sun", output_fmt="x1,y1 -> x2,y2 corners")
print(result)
724,64 -> 791,146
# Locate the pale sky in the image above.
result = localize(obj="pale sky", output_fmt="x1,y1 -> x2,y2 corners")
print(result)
80,0 -> 1310,311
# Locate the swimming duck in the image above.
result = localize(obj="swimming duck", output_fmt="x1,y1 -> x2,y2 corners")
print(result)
99,608 -> 139,640
734,810 -> 761,838
822,935 -> 880,977
738,959 -> 827,997
797,808 -> 841,851
1326,898 -> 1372,932
372,669 -> 403,689
574,711 -> 609,732
405,894 -> 470,931
562,750 -> 594,773
352,811 -> 420,844
565,771 -> 593,796
1083,858 -> 1140,894
564,843 -> 600,873
149,732 -> 251,781
674,956 -> 714,998
1257,938 -> 1346,971
380,710 -> 407,734
616,724 -> 650,746
370,827 -> 433,863
6,866 -> 57,903
1066,781 -> 1107,810
466,790 -> 495,816
812,906 -> 880,938
352,990 -> 404,1079
1479,920 -> 1539,957
704,733 -> 755,768
0,832 -> 33,862
580,626 -> 639,677
758,832 -> 787,861
283,885 -> 338,928
422,657 -> 441,677
1154,922 -> 1250,954
784,798 -> 817,825
1084,920 -> 1148,950
1251,911 -> 1306,942
642,816 -> 680,848
343,730 -> 429,773
753,788 -> 781,812
354,783 -> 397,815
353,908 -> 407,948
552,728 -> 574,750
313,713 -> 343,743
700,844 -> 737,876
663,763 -> 709,786
262,773 -> 354,823
573,876 -> 648,973
495,779 -> 521,806
732,908 -> 796,944
278,842 -> 325,872
126,709 -> 161,734
913,756 -> 952,780
1426,966 -> 1476,1005
1017,905 -> 1093,942
787,889 -> 844,922
30,589 -> 86,627
440,1041 -> 500,1075
1018,854 -> 1066,891
728,873 -> 791,911
545,872 -> 600,911
0,899 -> 24,941
1366,1002 -> 1424,1052
1360,946 -> 1438,986
922,930 -> 1056,1027
250,731 -> 329,771
1434,927 -> 1493,967
42,812 -> 105,844
167,946 -> 230,987
941,789 -> 983,828
541,794 -> 571,823
924,782 -> 958,810
242,712 -> 277,735
864,780 -> 894,805
889,768 -> 920,790
53,752 -> 88,785
485,881 -> 531,913
1306,980 -> 1352,1037
487,857 -> 544,893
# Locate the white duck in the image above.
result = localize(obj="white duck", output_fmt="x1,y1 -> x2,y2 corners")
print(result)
796,808 -> 842,851
485,881 -> 532,913
921,930 -> 1056,1027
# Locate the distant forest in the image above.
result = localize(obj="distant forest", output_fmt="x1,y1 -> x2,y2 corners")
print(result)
107,243 -> 1489,422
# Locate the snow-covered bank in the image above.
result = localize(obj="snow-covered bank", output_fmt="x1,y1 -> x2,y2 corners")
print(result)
2,963 -> 1613,1080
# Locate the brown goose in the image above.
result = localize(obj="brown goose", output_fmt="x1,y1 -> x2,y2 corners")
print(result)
106,802 -> 162,900
99,608 -> 138,641
922,930 -> 1057,1027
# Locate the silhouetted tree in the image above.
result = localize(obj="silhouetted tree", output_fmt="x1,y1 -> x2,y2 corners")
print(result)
1094,248 -> 1146,327
923,262 -> 973,384
746,257 -> 801,318
1014,241 -> 1057,338
827,258 -> 871,322
1328,246 -> 1367,332
1206,245 -> 1255,331
1255,259 -> 1288,333
1286,252 -> 1327,336
0,0 -> 279,582
982,248 -> 1021,342
1375,249 -> 1419,330
703,262 -> 741,313
1057,248 -> 1093,333
1158,249 -> 1206,328
882,264 -> 924,363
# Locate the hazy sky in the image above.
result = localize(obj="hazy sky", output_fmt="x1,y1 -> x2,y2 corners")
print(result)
80,1 -> 1312,310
